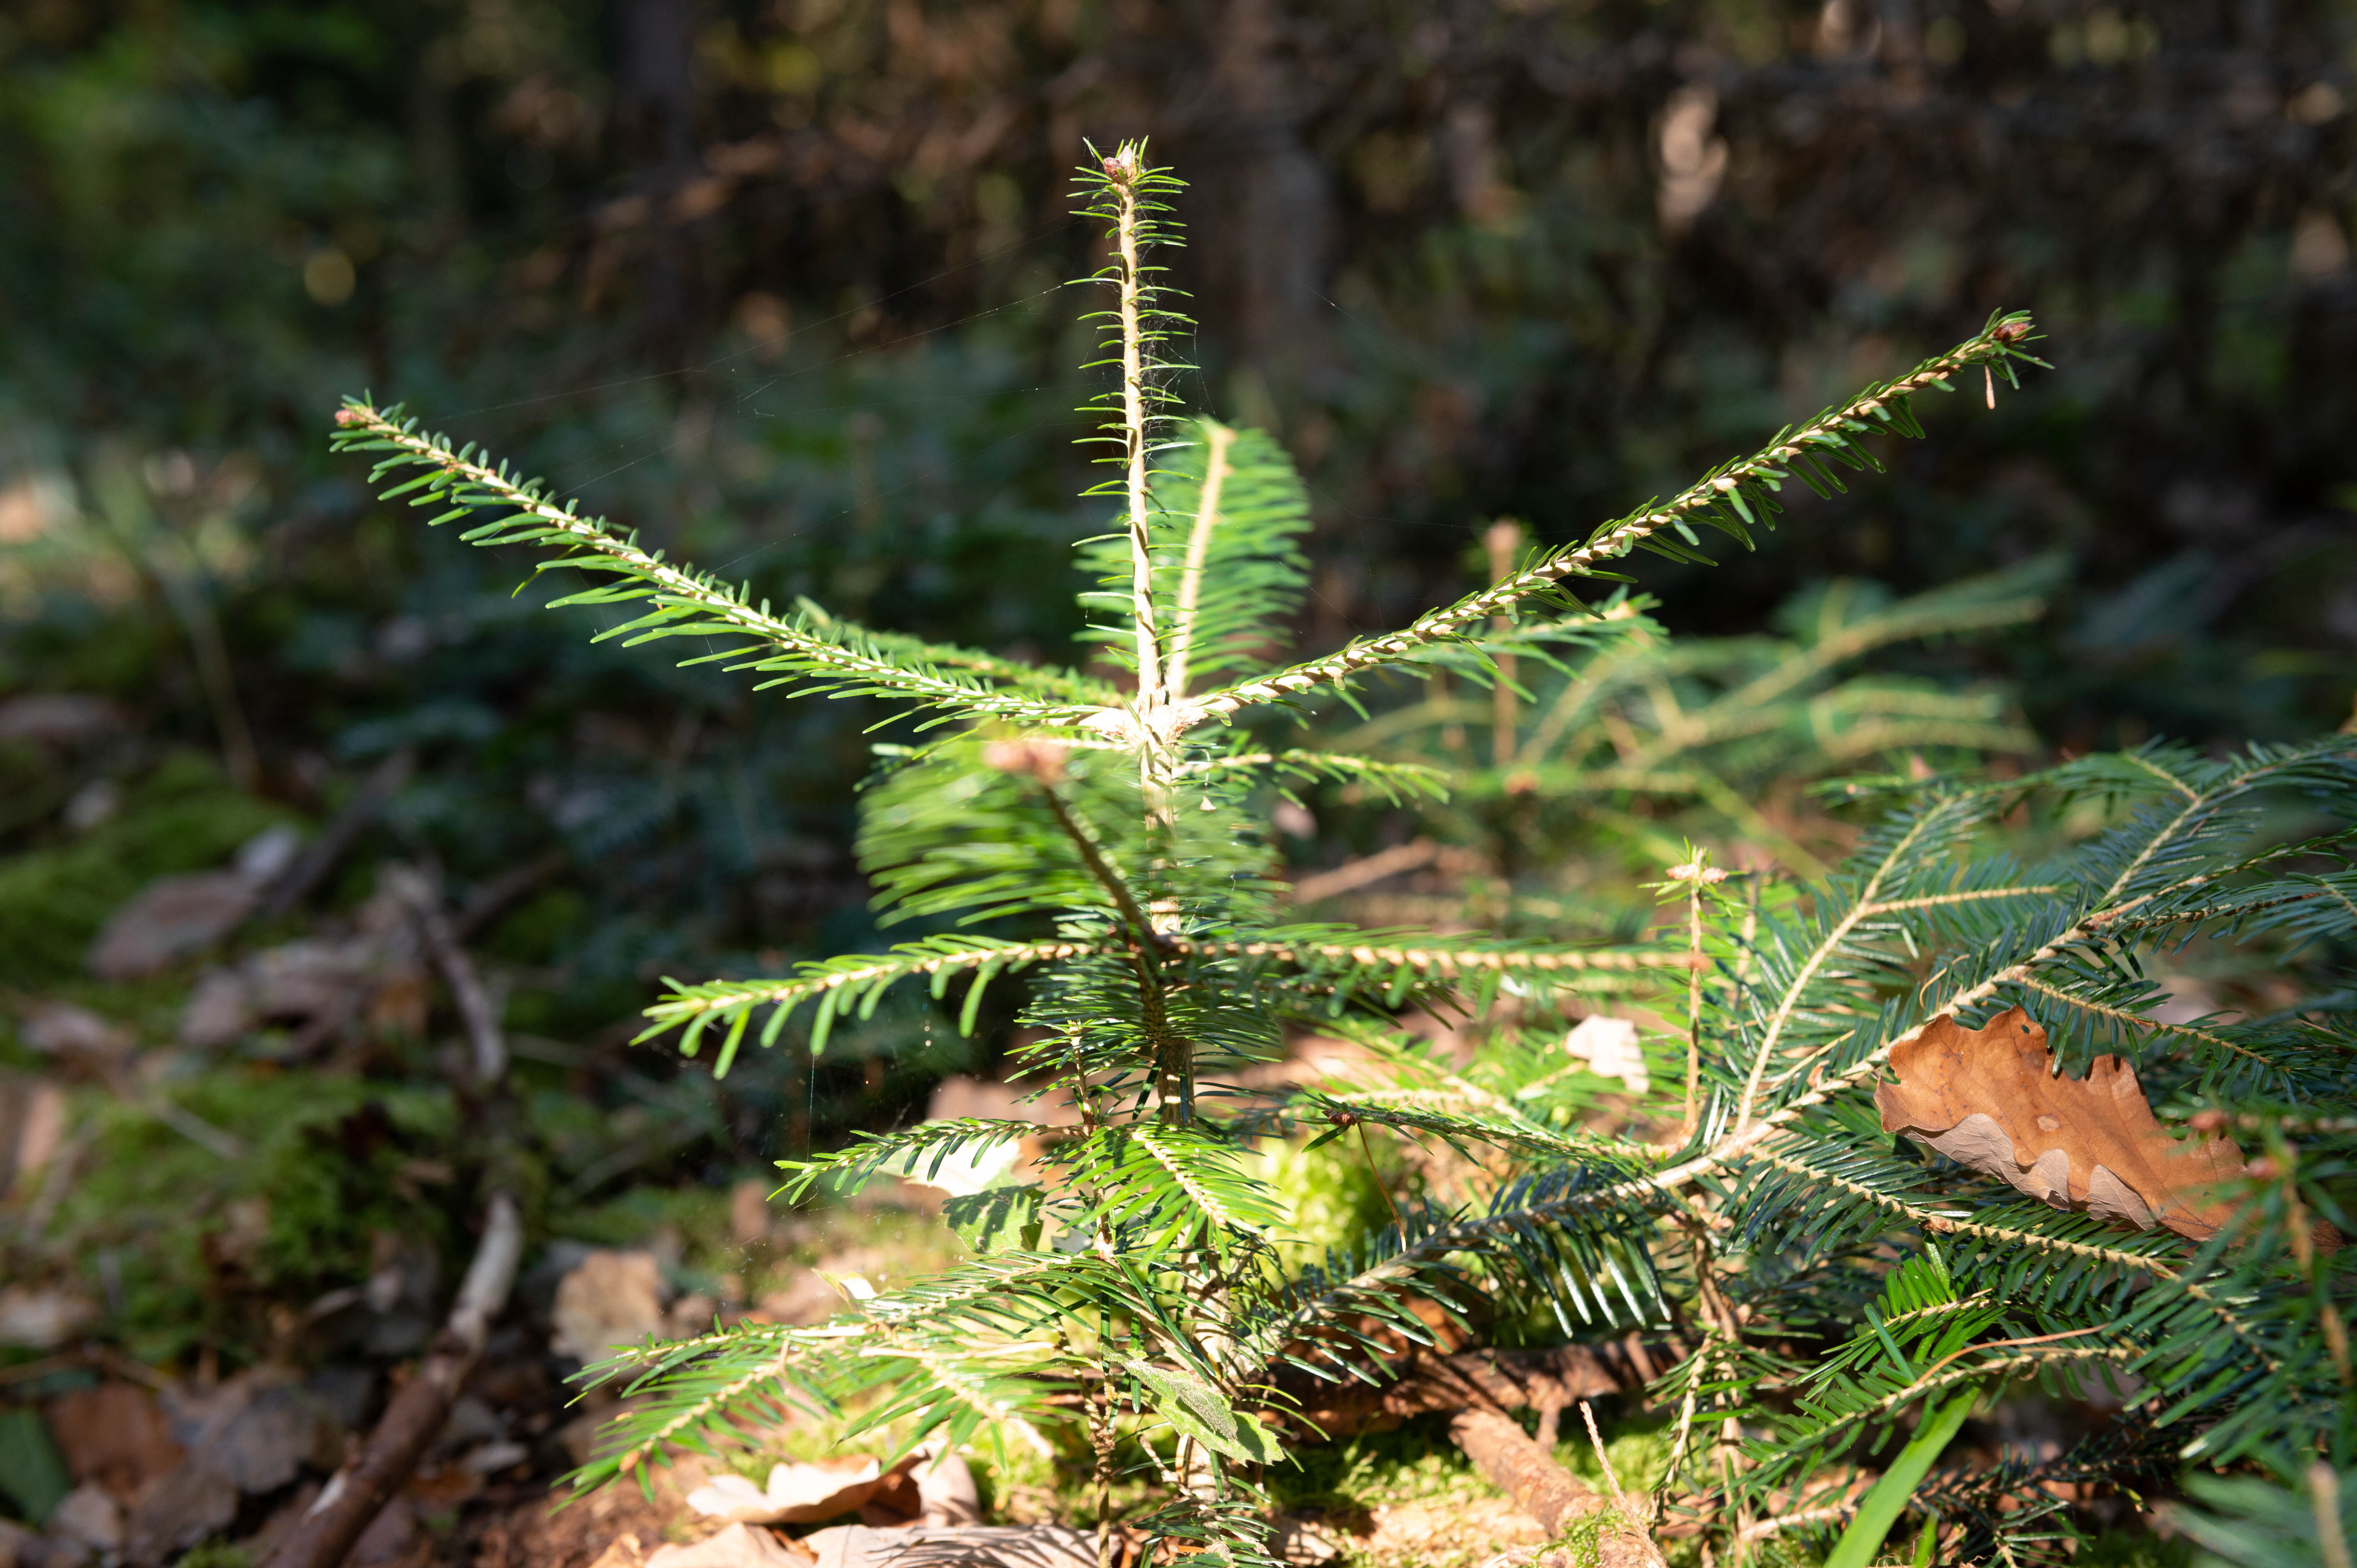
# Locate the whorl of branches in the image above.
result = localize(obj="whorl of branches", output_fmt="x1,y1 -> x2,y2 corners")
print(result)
336,148 -> 2355,1568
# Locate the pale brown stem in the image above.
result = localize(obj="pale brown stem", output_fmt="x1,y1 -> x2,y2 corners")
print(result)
1112,176 -> 1163,712
1681,881 -> 1705,1141
1582,1400 -> 1670,1567
1484,519 -> 1524,768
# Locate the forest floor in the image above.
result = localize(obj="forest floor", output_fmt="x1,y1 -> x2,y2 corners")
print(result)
0,720 -> 2181,1568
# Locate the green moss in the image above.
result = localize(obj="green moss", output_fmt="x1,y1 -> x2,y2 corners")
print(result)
1251,1134 -> 1398,1267
0,752 -> 290,985
48,1070 -> 456,1365
1269,1416 -> 1489,1515
176,1542 -> 254,1568
1553,1407 -> 1676,1498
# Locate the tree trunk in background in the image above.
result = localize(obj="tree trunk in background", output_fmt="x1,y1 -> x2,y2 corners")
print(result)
614,0 -> 701,359
1197,0 -> 1332,383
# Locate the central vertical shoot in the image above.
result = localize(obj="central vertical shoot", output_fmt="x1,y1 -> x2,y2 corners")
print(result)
1080,140 -> 1191,736
1079,142 -> 1196,1123
1109,152 -> 1166,716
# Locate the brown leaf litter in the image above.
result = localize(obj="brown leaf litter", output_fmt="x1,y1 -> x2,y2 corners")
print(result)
1876,1007 -> 2248,1241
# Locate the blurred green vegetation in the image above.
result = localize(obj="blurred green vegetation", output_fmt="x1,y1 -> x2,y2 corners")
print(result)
0,753 -> 286,985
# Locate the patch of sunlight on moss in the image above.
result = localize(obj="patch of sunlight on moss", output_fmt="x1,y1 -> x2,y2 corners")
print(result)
1271,1418 -> 1490,1516
52,1070 -> 456,1365
1553,1407 -> 1675,1497
1251,1133 -> 1396,1266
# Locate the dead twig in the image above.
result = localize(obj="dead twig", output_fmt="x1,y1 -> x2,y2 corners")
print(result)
253,749 -> 415,924
1581,1398 -> 1670,1568
258,1191 -> 523,1568
1290,839 -> 1440,904
263,885 -> 527,1568
413,894 -> 505,1082
1445,1406 -> 1655,1568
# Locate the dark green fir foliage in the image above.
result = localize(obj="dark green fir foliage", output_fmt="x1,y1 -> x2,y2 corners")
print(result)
330,145 -> 2352,1567
1339,562 -> 2054,885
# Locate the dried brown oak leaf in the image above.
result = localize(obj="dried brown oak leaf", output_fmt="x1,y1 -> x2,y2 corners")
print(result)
1875,1007 -> 2244,1242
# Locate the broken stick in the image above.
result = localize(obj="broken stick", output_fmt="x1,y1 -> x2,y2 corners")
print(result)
264,895 -> 527,1568
1445,1406 -> 1658,1568
259,1190 -> 522,1568
253,749 -> 415,924
414,894 -> 506,1082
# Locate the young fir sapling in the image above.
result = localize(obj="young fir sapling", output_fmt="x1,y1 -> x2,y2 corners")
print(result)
330,145 -> 2354,1568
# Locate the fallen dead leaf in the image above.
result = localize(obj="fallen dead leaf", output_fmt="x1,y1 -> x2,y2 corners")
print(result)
647,1523 -> 811,1568
801,1524 -> 1095,1568
0,1285 -> 97,1348
553,1250 -> 669,1360
46,1384 -> 184,1502
87,873 -> 259,979
474,1467 -> 694,1568
0,694 -> 125,745
50,1486 -> 125,1554
1564,1015 -> 1648,1094
585,1533 -> 649,1568
910,1450 -> 978,1528
0,1074 -> 66,1198
18,1002 -> 132,1063
684,1459 -> 888,1526
1876,1008 -> 2243,1241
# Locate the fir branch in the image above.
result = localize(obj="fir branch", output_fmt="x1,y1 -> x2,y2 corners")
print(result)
1739,1144 -> 2282,1373
1178,750 -> 1449,803
1730,796 -> 1988,1132
2005,974 -> 2303,1091
640,937 -> 1110,1068
1176,314 -> 2044,726
1167,933 -> 1695,975
1073,141 -> 1191,710
1609,572 -> 2048,773
329,403 -> 1099,727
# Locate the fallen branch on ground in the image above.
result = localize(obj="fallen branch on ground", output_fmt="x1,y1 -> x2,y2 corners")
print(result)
258,1189 -> 522,1568
261,891 -> 527,1568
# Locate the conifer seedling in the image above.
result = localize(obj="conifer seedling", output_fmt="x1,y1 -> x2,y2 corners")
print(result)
332,146 -> 2355,1567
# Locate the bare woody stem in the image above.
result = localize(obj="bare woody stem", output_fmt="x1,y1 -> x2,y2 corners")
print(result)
1484,519 -> 1524,769
1681,879 -> 1705,1142
1110,167 -> 1166,712
1037,782 -> 1194,1123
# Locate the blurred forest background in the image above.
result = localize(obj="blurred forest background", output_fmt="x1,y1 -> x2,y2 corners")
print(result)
2,0 -> 2355,1448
